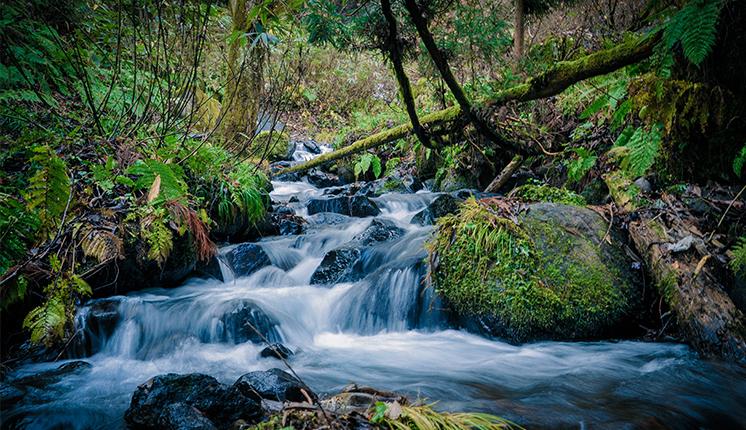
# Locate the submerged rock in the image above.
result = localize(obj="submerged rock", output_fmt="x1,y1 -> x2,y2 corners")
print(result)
430,199 -> 641,342
306,196 -> 380,218
260,343 -> 294,360
305,169 -> 342,188
224,243 -> 271,278
72,298 -> 123,357
352,219 -> 405,246
233,368 -> 315,403
411,194 -> 461,225
124,373 -> 263,429
219,301 -> 282,344
310,246 -> 362,285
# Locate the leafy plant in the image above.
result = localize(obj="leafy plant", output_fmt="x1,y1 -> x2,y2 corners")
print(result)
733,144 -> 746,178
24,146 -> 71,236
664,0 -> 724,66
565,148 -> 597,185
354,152 -> 382,180
382,403 -> 515,430
128,160 -> 188,203
612,124 -> 663,178
731,237 -> 746,277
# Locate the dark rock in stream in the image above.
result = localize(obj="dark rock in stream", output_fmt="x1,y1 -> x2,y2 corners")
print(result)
218,300 -> 282,344
71,298 -> 123,357
1,361 -> 93,408
224,243 -> 271,278
352,219 -> 405,246
305,169 -> 343,188
194,255 -> 224,282
307,196 -> 380,218
260,343 -> 294,359
310,246 -> 362,285
233,368 -> 316,403
411,194 -> 462,225
124,373 -> 263,430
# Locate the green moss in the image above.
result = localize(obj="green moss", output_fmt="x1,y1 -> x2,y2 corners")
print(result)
253,130 -> 291,162
511,182 -> 586,206
429,198 -> 631,342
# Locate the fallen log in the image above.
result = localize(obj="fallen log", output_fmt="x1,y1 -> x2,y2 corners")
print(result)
604,172 -> 746,362
484,155 -> 524,193
281,31 -> 661,175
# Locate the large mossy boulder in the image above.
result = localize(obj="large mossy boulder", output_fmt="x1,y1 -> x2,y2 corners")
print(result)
429,198 -> 640,342
253,130 -> 292,162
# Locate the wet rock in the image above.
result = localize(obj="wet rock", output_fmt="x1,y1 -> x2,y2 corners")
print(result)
634,177 -> 653,193
302,140 -> 321,154
288,196 -> 299,203
305,169 -> 342,188
274,205 -> 295,216
194,255 -> 224,282
233,368 -> 315,403
411,194 -> 461,225
306,196 -> 381,218
309,246 -> 362,285
278,217 -> 305,236
306,212 -> 350,226
124,373 -> 263,429
73,298 -> 122,356
0,383 -> 25,407
219,301 -> 282,344
260,344 -> 294,360
224,243 -> 271,278
157,402 -> 217,430
352,219 -> 405,246
10,361 -> 92,389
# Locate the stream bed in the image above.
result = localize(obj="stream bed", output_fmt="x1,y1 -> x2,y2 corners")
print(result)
3,145 -> 746,430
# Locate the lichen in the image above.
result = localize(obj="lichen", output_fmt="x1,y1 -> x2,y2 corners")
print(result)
428,198 -> 631,342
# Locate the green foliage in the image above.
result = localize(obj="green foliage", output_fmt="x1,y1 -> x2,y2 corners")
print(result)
217,164 -> 269,226
612,124 -> 663,177
252,130 -> 291,162
382,403 -> 514,430
24,146 -> 71,236
128,160 -> 188,203
731,237 -> 746,277
141,212 -> 174,265
23,255 -> 91,346
512,181 -> 586,206
354,153 -> 382,180
564,148 -> 597,184
0,193 -> 39,309
733,145 -> 746,178
371,401 -> 388,424
664,0 -> 723,66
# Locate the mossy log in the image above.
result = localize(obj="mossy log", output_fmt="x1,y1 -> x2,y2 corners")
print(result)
603,172 -> 746,362
282,32 -> 661,175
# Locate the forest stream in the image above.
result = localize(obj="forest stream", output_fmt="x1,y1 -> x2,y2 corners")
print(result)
4,143 -> 746,430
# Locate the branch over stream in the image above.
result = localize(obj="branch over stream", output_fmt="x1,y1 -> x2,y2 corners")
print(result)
281,31 -> 661,175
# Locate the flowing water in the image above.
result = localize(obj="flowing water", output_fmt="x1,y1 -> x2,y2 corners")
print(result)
4,143 -> 746,429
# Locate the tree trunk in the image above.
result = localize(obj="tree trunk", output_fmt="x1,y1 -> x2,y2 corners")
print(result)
280,32 -> 660,175
380,0 -> 433,149
220,0 -> 265,151
484,155 -> 523,193
604,171 -> 746,363
514,0 -> 524,59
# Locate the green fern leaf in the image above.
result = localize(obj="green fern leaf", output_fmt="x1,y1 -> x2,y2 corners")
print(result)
128,159 -> 188,203
24,146 -> 70,235
731,236 -> 746,277
622,125 -> 663,177
664,0 -> 723,66
23,295 -> 66,346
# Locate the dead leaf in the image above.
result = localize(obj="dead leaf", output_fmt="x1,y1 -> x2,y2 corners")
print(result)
385,401 -> 402,420
147,175 -> 161,203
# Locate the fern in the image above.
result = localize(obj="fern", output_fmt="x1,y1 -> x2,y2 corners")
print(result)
128,159 -> 188,203
733,144 -> 746,178
565,148 -> 597,184
613,124 -> 663,177
664,0 -> 723,66
24,146 -> 70,236
78,226 -> 123,263
0,193 -> 39,272
141,214 -> 174,265
731,237 -> 746,277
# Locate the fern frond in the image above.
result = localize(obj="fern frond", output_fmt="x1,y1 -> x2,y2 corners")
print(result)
731,237 -> 746,277
619,125 -> 663,177
24,146 -> 70,235
141,215 -> 174,265
79,226 -> 122,263
0,193 -> 39,273
128,159 -> 188,203
664,0 -> 723,66
23,295 -> 67,346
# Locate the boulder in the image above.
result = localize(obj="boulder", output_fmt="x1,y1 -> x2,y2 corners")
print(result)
233,368 -> 315,403
306,196 -> 380,218
309,246 -> 362,285
72,298 -> 122,356
194,255 -> 224,282
224,244 -> 271,278
253,130 -> 292,162
305,169 -> 342,188
260,344 -> 294,360
124,373 -> 263,429
352,219 -> 405,246
302,140 -> 321,154
219,301 -> 282,344
431,200 -> 642,343
278,217 -> 305,236
411,194 -> 461,225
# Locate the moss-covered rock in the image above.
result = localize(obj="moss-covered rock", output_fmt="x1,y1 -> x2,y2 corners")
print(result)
429,198 -> 640,342
253,130 -> 291,162
511,182 -> 586,206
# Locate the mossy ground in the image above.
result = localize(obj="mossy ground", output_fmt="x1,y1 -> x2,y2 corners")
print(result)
429,198 -> 631,342
511,182 -> 585,206
253,130 -> 291,162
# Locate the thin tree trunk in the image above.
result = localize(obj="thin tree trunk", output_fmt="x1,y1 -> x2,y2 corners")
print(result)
484,155 -> 524,193
403,0 -> 519,153
281,31 -> 660,174
515,0 -> 524,59
220,0 -> 264,151
380,0 -> 434,149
